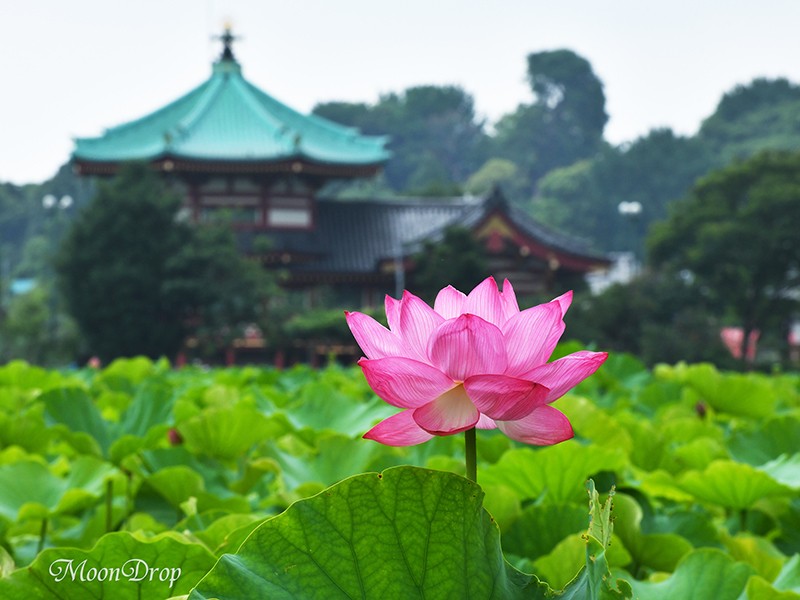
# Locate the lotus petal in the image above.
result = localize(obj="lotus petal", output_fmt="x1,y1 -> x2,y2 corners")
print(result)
497,406 -> 574,445
502,302 -> 564,376
413,385 -> 480,435
359,357 -> 455,409
345,311 -> 406,359
428,314 -> 507,381
434,285 -> 467,319
524,351 -> 608,402
363,410 -> 435,446
463,276 -> 506,327
397,291 -> 444,362
464,374 -> 550,421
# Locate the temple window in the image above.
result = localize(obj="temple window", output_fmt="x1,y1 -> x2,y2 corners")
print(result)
267,197 -> 313,229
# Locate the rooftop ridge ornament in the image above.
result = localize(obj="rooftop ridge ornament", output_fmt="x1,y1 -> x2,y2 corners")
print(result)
213,24 -> 240,62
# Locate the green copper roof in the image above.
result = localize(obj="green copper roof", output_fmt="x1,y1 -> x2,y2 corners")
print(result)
73,55 -> 390,167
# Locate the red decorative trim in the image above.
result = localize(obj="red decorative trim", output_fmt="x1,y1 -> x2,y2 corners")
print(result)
475,209 -> 611,272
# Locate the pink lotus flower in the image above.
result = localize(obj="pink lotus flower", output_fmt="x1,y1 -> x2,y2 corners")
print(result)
345,277 -> 607,446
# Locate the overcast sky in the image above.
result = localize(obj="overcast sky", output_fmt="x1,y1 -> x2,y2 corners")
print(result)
2,0 -> 800,185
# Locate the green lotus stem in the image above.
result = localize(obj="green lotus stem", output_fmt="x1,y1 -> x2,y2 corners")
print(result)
38,517 -> 47,554
106,479 -> 113,532
465,428 -> 477,482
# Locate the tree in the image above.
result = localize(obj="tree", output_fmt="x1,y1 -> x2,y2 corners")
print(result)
464,158 -> 528,204
566,274 -> 733,367
493,49 -> 608,192
162,223 -> 275,357
532,129 -> 711,254
410,227 -> 489,303
648,151 -> 800,363
0,284 -> 80,365
527,49 -> 608,138
56,163 -> 271,361
698,78 -> 800,164
314,85 -> 489,193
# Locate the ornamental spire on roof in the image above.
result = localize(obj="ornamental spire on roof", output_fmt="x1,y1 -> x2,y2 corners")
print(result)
213,24 -> 240,62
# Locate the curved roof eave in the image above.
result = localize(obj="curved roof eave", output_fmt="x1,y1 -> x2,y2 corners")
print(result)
72,58 -> 390,168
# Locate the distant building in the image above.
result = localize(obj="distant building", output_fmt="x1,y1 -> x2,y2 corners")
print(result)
72,28 -> 610,362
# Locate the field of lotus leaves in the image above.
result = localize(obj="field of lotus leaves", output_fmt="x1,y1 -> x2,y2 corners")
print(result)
0,345 -> 798,599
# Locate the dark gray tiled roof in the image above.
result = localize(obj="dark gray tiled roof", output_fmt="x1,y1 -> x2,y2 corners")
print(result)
240,191 -> 608,275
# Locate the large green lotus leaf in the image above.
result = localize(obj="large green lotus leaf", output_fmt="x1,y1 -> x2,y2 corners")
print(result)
480,441 -> 628,504
0,531 -> 216,599
533,535 -> 587,590
0,457 -> 117,523
722,532 -> 785,581
533,533 -> 631,590
683,364 -> 776,418
757,454 -> 800,490
178,406 -> 288,460
657,413 -> 724,447
137,460 -> 249,523
647,503 -> 721,548
502,503 -> 590,561
144,466 -> 205,508
283,380 -> 395,435
136,447 -> 236,501
0,461 -> 62,521
189,513 -> 264,555
40,388 -> 112,455
679,460 -> 793,509
636,469 -> 696,502
612,493 -> 692,574
0,405 -> 51,453
264,432 -> 394,491
744,576 -> 800,600
583,350 -> 649,395
773,554 -> 800,594
613,412 -> 665,471
777,510 -> 800,560
100,355 -> 164,386
228,456 -> 281,495
118,378 -> 175,438
729,416 -> 800,466
481,482 -> 522,531
635,378 -> 686,415
670,436 -> 730,473
189,466 -> 554,600
0,360 -> 66,396
0,546 -> 13,577
477,429 -> 514,464
108,431 -> 165,465
557,396 -> 633,453
615,549 -> 754,599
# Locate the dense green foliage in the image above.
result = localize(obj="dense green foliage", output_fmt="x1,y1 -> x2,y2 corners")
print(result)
410,226 -> 491,303
648,151 -> 800,360
567,274 -> 736,368
55,164 -> 272,362
0,355 -> 797,598
315,85 -> 489,194
698,78 -> 800,163
493,49 -> 608,195
533,130 -> 712,254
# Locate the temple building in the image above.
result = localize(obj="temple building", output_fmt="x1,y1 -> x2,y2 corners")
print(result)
72,28 -> 610,362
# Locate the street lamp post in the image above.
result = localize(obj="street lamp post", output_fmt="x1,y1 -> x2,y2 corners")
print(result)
618,200 -> 643,278
41,194 -> 74,356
